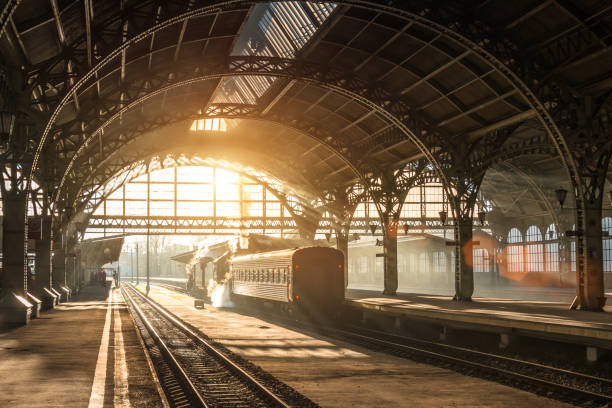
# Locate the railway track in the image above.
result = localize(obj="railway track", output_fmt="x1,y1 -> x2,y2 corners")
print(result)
311,323 -> 612,407
132,283 -> 611,406
121,284 -> 300,408
227,299 -> 611,406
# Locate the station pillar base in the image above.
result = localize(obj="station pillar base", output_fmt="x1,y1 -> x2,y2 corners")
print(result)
26,293 -> 42,318
54,286 -> 70,302
40,288 -> 58,310
0,293 -> 33,325
50,288 -> 62,303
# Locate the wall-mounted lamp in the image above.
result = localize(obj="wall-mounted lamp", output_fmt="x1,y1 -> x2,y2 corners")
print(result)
0,111 -> 16,154
439,210 -> 447,225
477,210 -> 486,226
555,188 -> 568,208
369,223 -> 377,236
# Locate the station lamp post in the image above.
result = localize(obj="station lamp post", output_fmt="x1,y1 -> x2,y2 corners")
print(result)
136,243 -> 139,285
146,230 -> 150,296
130,245 -> 134,283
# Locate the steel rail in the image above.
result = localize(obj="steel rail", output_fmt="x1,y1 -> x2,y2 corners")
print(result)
122,286 -> 209,408
124,284 -> 292,408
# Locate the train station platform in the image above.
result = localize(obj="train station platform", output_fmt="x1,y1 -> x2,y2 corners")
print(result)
345,289 -> 612,350
0,284 -> 165,408
135,283 -> 573,407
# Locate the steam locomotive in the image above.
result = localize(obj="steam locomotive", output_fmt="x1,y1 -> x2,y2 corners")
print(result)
229,246 -> 345,315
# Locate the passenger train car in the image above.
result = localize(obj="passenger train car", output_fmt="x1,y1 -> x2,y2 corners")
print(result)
229,246 -> 345,314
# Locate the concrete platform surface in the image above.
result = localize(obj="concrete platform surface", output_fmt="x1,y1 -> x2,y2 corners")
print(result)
346,289 -> 612,346
0,284 -> 164,408
140,284 -> 573,408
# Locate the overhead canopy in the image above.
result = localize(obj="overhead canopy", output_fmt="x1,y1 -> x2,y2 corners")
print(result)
77,237 -> 125,269
0,1 -> 609,244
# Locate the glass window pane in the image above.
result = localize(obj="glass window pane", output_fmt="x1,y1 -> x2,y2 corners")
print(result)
149,168 -> 174,182
177,166 -> 214,182
216,168 -> 240,184
177,183 -> 213,200
93,203 -> 105,215
177,201 -> 213,216
216,201 -> 240,217
402,203 -> 420,218
125,200 -> 147,215
149,201 -> 174,216
107,188 -> 123,200
216,183 -> 240,201
266,192 -> 279,202
104,200 -> 123,215
245,202 -> 263,217
125,183 -> 147,199
266,202 -> 281,217
150,183 -> 174,200
242,184 -> 263,201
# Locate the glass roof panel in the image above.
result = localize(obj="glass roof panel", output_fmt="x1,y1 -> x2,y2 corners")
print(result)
208,2 -> 336,105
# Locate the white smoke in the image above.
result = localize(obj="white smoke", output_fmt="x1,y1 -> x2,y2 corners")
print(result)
207,277 -> 234,308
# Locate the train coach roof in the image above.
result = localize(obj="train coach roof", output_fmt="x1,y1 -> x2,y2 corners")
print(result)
231,246 -> 338,263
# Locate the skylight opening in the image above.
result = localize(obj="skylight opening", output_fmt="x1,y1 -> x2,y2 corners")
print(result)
189,118 -> 227,132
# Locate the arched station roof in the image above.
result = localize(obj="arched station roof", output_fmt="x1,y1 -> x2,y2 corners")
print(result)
0,1 -> 610,226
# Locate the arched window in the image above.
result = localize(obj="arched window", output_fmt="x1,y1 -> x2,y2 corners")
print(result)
507,228 -> 523,273
525,225 -> 543,272
603,218 -> 612,273
473,248 -> 490,273
545,224 -> 559,273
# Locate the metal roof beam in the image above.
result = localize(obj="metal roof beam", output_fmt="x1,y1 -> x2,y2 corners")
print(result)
464,109 -> 537,139
505,0 -> 553,30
